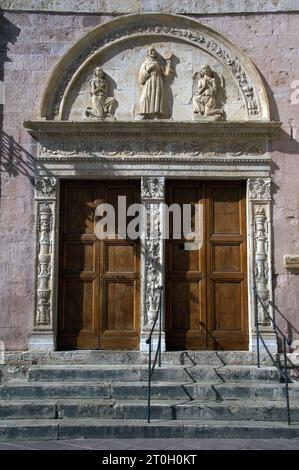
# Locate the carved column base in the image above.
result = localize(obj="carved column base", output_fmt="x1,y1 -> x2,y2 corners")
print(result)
29,331 -> 55,352
251,332 -> 278,354
139,331 -> 166,353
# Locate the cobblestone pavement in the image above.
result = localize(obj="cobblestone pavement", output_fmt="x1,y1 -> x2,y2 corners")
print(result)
0,439 -> 299,450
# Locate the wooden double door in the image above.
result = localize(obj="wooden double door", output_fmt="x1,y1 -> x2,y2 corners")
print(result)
58,180 -> 140,350
165,181 -> 248,351
58,179 -> 248,351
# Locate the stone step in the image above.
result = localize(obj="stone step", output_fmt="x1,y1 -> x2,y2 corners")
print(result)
0,380 -> 198,400
1,399 -> 298,422
26,364 -> 280,383
4,350 -> 274,368
1,418 -> 299,440
27,365 -> 187,383
1,380 -> 299,401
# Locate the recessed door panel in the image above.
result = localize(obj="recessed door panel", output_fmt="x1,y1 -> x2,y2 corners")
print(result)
58,180 -> 140,350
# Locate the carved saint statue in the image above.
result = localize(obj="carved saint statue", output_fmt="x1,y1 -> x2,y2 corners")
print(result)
193,64 -> 224,120
138,46 -> 174,119
85,67 -> 116,119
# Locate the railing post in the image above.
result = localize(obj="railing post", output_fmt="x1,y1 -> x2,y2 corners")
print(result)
283,336 -> 291,425
147,339 -> 152,424
254,287 -> 260,368
158,286 -> 163,368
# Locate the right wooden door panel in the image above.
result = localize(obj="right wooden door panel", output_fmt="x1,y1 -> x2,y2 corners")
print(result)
165,182 -> 206,350
166,181 -> 248,351
207,182 -> 248,350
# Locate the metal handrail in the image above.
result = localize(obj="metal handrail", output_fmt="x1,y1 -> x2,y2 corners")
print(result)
253,286 -> 292,425
146,286 -> 163,423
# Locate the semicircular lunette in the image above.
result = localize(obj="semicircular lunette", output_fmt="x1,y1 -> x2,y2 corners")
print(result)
40,13 -> 270,122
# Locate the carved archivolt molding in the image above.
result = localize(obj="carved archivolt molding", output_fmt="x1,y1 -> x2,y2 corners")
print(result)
39,14 -> 269,120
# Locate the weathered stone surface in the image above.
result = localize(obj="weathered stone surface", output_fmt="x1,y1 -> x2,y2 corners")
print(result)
1,0 -> 299,14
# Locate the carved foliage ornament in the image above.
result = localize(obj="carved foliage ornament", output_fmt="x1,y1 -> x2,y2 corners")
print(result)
35,177 -> 57,198
40,140 -> 265,159
141,176 -> 165,199
249,178 -> 271,200
53,24 -> 259,118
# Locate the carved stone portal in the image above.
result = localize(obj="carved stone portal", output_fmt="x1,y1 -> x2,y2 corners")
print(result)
193,64 -> 225,121
85,67 -> 116,120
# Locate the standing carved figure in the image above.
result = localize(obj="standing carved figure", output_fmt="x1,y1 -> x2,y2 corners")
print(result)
85,67 -> 116,119
138,46 -> 174,119
193,64 -> 224,120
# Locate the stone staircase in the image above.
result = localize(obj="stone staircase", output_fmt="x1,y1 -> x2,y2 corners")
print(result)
1,351 -> 299,440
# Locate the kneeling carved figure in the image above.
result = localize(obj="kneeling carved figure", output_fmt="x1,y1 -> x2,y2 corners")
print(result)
85,67 -> 116,119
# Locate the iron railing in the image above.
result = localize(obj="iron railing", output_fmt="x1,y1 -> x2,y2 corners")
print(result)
146,286 -> 163,423
253,285 -> 292,425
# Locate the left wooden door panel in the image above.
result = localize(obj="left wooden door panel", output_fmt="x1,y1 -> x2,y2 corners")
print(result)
58,180 -> 140,350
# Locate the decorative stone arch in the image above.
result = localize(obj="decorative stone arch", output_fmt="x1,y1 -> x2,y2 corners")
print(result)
24,13 -> 280,352
39,13 -> 270,122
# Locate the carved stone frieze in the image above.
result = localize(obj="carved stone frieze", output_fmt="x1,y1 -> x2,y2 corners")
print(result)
35,177 -> 57,198
53,23 -> 259,118
35,203 -> 54,326
39,138 -> 265,159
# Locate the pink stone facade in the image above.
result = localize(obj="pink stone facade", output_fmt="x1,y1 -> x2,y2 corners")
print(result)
1,10 -> 298,350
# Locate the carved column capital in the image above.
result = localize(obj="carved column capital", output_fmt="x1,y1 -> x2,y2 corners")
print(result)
35,176 -> 57,199
141,176 -> 165,200
248,177 -> 271,201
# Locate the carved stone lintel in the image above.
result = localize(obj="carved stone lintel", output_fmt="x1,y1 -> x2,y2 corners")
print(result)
141,176 -> 165,200
35,177 -> 57,198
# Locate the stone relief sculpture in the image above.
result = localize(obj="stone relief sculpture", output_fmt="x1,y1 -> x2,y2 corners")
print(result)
138,46 -> 174,119
85,67 -> 116,119
193,64 -> 225,120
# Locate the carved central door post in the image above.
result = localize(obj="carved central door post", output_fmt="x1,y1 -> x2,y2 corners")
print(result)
140,177 -> 166,352
248,178 -> 277,353
29,176 -> 59,351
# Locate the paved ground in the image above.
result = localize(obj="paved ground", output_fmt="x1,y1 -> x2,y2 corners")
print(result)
0,438 -> 299,450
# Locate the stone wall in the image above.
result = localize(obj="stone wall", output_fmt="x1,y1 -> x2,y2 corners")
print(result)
0,8 -> 298,350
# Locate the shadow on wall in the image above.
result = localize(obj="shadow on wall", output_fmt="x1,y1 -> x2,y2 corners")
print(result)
0,131 -> 36,188
0,14 -> 21,132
